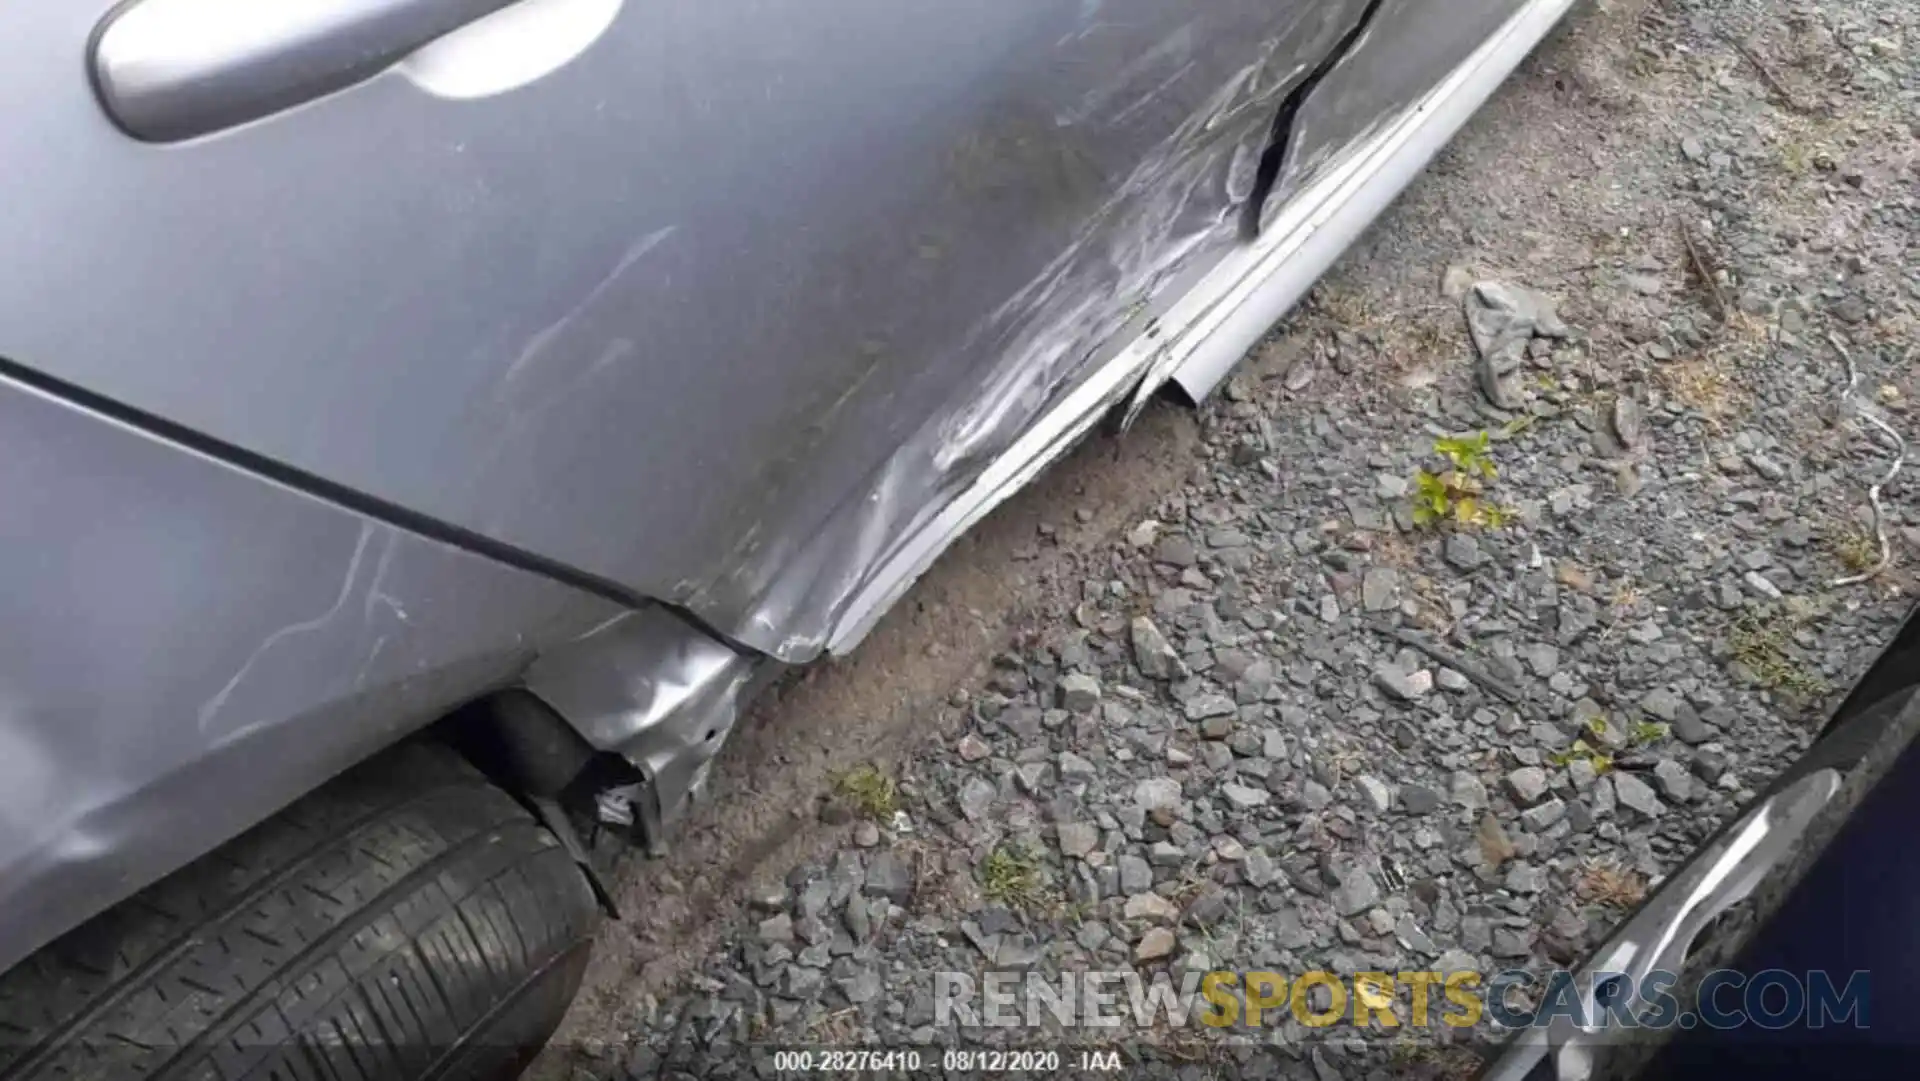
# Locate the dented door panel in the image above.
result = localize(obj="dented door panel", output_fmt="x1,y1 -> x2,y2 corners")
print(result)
0,0 -> 1521,666
1278,0 -> 1539,204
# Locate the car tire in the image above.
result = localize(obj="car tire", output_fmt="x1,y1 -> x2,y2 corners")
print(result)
0,742 -> 600,1081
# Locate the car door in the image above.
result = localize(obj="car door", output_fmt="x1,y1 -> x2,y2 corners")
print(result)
1,0 -> 1441,661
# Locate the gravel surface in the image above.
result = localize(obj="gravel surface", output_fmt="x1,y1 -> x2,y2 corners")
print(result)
549,0 -> 1917,1076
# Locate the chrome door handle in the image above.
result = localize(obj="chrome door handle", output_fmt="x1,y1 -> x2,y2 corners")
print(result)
92,0 -> 523,141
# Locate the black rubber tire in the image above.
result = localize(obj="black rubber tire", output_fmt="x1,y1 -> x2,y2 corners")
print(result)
0,743 -> 600,1081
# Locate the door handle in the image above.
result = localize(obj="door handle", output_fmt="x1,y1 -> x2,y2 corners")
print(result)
92,0 -> 524,141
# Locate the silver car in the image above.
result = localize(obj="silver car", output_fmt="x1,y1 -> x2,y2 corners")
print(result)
0,0 -> 1576,1074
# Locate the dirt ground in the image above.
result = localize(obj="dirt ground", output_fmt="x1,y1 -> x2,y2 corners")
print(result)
543,0 -> 1917,1072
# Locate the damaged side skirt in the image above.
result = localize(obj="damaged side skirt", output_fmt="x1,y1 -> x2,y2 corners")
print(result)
832,0 -> 1578,655
528,0 -> 1579,852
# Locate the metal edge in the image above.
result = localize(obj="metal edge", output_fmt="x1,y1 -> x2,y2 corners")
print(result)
1143,0 -> 1581,407
824,0 -> 1577,655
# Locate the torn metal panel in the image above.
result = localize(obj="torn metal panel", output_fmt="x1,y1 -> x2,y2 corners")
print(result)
1139,0 -> 1580,406
522,607 -> 762,841
831,0 -> 1577,652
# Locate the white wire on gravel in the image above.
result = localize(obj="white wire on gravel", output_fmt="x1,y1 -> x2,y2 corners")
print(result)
1827,331 -> 1907,588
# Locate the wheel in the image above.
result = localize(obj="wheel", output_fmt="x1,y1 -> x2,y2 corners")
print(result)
0,743 -> 600,1081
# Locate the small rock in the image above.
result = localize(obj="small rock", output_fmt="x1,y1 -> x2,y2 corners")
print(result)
1611,397 -> 1645,450
1058,751 -> 1098,782
1613,771 -> 1666,819
1135,928 -> 1178,961
1374,664 -> 1434,701
1652,759 -> 1694,803
1134,778 -> 1183,815
1221,782 -> 1271,811
1124,893 -> 1180,922
1640,688 -> 1685,723
1131,617 -> 1185,680
1184,694 -> 1238,722
1748,452 -> 1787,482
1743,571 -> 1783,600
1505,862 -> 1546,894
1242,849 -> 1279,887
1332,869 -> 1381,916
1362,567 -> 1401,612
864,851 -> 914,904
1057,822 -> 1100,859
1444,533 -> 1487,571
1119,855 -> 1153,894
1506,766 -> 1550,805
1450,771 -> 1489,810
1520,798 -> 1567,831
956,734 -> 992,762
853,821 -> 880,847
758,913 -> 795,944
1400,784 -> 1441,815
1354,775 -> 1394,814
958,776 -> 997,821
1058,673 -> 1101,712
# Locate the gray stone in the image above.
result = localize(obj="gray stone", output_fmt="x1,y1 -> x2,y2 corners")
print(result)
958,776 -> 997,822
1131,617 -> 1185,680
1242,848 -> 1279,887
1444,533 -> 1488,571
1505,862 -> 1546,894
1057,822 -> 1099,859
1466,281 -> 1568,409
1374,664 -> 1434,701
1184,694 -> 1238,722
957,733 -> 991,762
1612,395 -> 1643,451
1640,688 -> 1686,723
1135,928 -> 1177,961
1058,751 -> 1098,782
758,913 -> 795,945
840,969 -> 883,1004
1119,855 -> 1153,894
1492,928 -> 1533,958
1652,759 -> 1694,803
1450,771 -> 1489,810
1221,782 -> 1271,811
1332,869 -> 1382,916
1362,567 -> 1401,612
1354,775 -> 1394,814
1400,784 -> 1441,815
1520,798 -> 1567,831
1134,778 -> 1183,815
864,851 -> 914,904
1506,766 -> 1550,805
1058,673 -> 1101,712
1613,771 -> 1666,819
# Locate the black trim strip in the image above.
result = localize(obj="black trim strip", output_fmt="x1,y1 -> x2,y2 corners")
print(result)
0,354 -> 649,611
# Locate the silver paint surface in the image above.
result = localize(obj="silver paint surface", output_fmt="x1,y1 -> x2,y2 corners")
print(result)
0,0 -> 1562,974
0,373 -> 622,976
0,0 -> 1442,664
92,0 -> 523,140
523,607 -> 760,839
